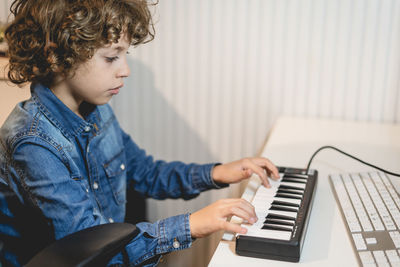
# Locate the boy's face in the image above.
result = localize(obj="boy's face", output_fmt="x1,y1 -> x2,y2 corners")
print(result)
52,35 -> 131,113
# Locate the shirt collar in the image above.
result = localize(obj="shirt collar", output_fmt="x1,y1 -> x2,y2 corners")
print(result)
31,83 -> 99,139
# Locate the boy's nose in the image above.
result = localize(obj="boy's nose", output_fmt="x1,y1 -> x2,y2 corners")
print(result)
118,58 -> 131,78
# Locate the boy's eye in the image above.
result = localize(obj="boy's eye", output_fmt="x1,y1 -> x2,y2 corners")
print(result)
105,56 -> 119,63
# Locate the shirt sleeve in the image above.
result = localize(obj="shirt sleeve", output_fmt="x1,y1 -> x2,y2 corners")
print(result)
121,130 -> 228,200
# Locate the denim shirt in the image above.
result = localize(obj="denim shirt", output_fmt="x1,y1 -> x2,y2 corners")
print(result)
0,83 -> 226,266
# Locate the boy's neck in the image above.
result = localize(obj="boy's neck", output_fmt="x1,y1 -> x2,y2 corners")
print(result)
50,82 -> 85,119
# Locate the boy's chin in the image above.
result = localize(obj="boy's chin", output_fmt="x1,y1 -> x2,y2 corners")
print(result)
90,96 -> 113,106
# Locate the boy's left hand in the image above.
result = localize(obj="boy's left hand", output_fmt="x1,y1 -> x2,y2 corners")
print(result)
212,157 -> 280,188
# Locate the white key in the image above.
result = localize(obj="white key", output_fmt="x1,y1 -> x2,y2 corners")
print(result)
359,251 -> 375,264
242,224 -> 292,240
352,233 -> 367,250
389,231 -> 400,248
385,250 -> 400,264
376,262 -> 390,267
280,181 -> 306,190
366,238 -> 377,245
373,251 -> 387,263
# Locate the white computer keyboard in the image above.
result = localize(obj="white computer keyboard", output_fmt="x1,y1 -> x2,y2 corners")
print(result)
330,171 -> 400,267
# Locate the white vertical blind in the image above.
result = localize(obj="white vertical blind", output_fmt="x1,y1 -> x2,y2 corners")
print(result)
111,1 -> 400,266
0,0 -> 12,23
114,0 -> 400,161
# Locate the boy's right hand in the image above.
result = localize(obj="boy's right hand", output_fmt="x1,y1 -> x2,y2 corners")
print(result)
189,198 -> 256,238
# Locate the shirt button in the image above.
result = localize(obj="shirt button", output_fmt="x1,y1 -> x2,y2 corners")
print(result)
173,239 -> 180,249
86,188 -> 89,193
84,125 -> 91,132
120,164 -> 125,170
93,182 -> 99,190
108,218 -> 114,223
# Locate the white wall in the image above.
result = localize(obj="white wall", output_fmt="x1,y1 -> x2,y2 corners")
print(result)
0,1 -> 12,23
115,0 -> 400,162
111,1 -> 400,266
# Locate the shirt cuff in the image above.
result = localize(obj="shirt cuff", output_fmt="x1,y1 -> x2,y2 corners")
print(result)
120,213 -> 194,266
191,163 -> 229,191
155,213 -> 193,254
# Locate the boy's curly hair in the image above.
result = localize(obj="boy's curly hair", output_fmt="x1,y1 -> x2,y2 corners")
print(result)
5,0 -> 155,86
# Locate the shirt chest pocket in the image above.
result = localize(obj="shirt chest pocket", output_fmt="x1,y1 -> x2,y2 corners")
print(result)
103,150 -> 127,205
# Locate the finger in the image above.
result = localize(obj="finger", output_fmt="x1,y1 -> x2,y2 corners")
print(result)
221,199 -> 257,221
227,206 -> 257,224
236,198 -> 256,217
254,157 -> 280,180
221,220 -> 248,234
265,159 -> 280,179
244,160 -> 270,188
234,199 -> 257,222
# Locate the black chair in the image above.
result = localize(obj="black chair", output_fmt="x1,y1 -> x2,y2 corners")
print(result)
25,223 -> 139,267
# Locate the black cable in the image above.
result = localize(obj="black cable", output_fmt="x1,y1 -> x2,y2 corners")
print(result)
306,145 -> 400,177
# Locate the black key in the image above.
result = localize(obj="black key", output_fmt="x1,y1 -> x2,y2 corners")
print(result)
283,174 -> 308,180
266,213 -> 296,221
269,205 -> 298,213
262,224 -> 292,232
278,166 -> 286,173
281,168 -> 302,174
277,189 -> 304,196
272,200 -> 300,207
281,178 -> 307,184
279,184 -> 305,191
263,218 -> 295,226
275,193 -> 302,200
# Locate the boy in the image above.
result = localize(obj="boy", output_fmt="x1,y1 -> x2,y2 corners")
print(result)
0,0 -> 279,266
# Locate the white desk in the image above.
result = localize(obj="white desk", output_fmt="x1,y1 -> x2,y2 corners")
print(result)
209,116 -> 400,267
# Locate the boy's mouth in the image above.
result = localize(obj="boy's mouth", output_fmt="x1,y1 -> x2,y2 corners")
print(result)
109,85 -> 123,95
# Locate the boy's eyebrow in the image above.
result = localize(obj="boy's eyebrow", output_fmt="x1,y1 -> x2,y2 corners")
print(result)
112,45 -> 129,52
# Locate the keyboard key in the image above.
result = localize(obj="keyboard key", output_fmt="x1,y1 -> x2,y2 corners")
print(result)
269,205 -> 298,213
277,189 -> 303,196
261,224 -> 292,232
365,238 -> 377,245
263,218 -> 295,226
376,262 -> 390,267
385,250 -> 400,264
266,213 -> 296,221
271,200 -> 300,207
389,231 -> 400,248
352,233 -> 367,250
359,251 -> 375,264
373,250 -> 387,263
